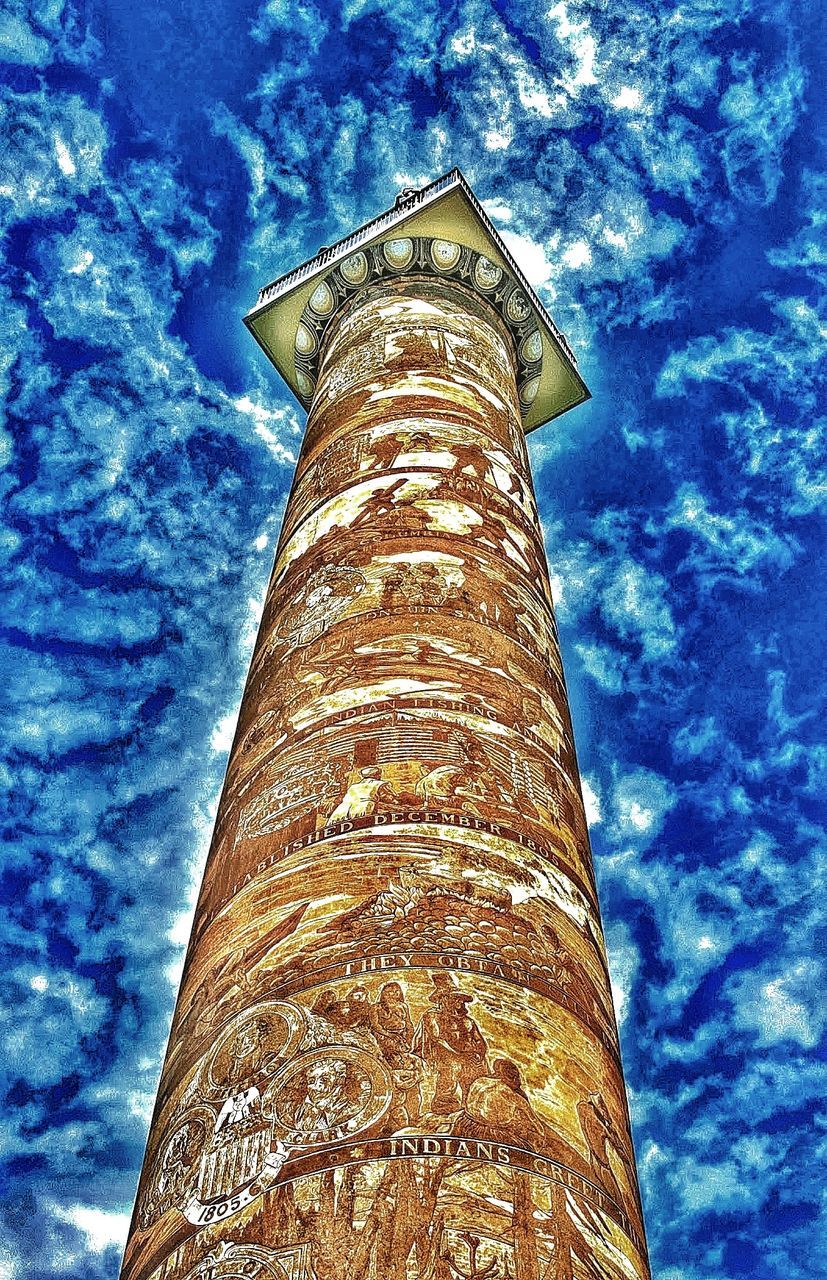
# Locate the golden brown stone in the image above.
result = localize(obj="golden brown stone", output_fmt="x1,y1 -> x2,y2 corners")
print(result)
121,262 -> 649,1280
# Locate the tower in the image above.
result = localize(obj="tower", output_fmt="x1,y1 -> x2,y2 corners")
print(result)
121,171 -> 650,1280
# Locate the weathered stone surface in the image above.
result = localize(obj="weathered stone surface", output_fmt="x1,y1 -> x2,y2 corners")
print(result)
121,270 -> 649,1280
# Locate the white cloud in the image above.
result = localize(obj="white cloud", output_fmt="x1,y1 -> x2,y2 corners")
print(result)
719,54 -> 804,206
232,394 -> 299,463
602,226 -> 629,250
451,28 -> 475,57
604,920 -> 640,1026
483,126 -> 512,152
581,776 -> 603,826
612,86 -> 643,110
657,303 -> 827,515
601,559 -> 677,661
501,228 -> 557,289
210,710 -> 238,753
483,199 -> 513,224
52,1205 -> 131,1254
672,1157 -> 753,1212
612,768 -> 677,843
673,716 -> 722,761
562,240 -> 593,269
665,482 -> 798,580
729,961 -> 826,1049
575,642 -> 626,694
0,10 -> 49,65
53,135 -> 76,176
210,106 -> 271,213
0,1243 -> 20,1280
546,1 -> 598,91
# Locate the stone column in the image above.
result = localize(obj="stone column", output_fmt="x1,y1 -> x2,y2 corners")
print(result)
121,261 -> 650,1280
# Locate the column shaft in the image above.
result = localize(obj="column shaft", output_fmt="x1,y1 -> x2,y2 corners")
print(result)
121,277 -> 649,1280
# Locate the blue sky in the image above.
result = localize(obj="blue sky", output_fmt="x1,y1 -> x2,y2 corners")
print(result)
1,0 -> 824,1275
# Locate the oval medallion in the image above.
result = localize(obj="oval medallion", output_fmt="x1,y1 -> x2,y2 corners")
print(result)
383,238 -> 414,269
521,328 -> 543,364
266,1045 -> 393,1148
340,251 -> 368,285
430,239 -> 461,271
294,322 -> 316,357
308,280 -> 335,316
520,375 -> 540,406
473,255 -> 502,290
295,369 -> 316,400
506,288 -> 530,323
206,1001 -> 307,1095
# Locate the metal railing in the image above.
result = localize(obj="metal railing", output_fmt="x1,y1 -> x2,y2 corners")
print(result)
254,172 -> 459,308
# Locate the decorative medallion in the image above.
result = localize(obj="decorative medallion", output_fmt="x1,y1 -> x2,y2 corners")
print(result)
308,280 -> 335,316
473,255 -> 503,290
138,1110 -> 213,1228
430,238 -> 462,271
266,1045 -> 393,1148
520,375 -> 541,407
505,288 -> 530,324
138,997 -> 397,1234
382,237 -> 414,269
340,250 -> 369,284
521,328 -> 542,364
295,369 -> 315,400
294,322 -> 316,357
206,1001 -> 307,1096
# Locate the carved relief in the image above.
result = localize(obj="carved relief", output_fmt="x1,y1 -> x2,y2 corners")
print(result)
271,473 -> 547,594
282,418 -> 537,545
229,715 -> 583,869
174,1242 -> 310,1280
147,1163 -> 646,1280
138,970 -> 640,1251
290,241 -> 542,413
121,272 -> 648,1280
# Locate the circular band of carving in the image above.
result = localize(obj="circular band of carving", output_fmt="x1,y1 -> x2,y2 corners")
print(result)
293,237 -> 543,414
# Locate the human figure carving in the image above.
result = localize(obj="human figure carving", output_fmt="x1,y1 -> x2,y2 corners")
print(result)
292,1059 -> 352,1135
371,981 -> 422,1124
449,441 -> 492,483
371,981 -> 414,1057
347,483 -> 434,538
576,1091 -> 629,1203
415,761 -> 486,810
412,974 -> 487,1113
327,767 -> 392,822
368,431 -> 408,472
335,984 -> 374,1033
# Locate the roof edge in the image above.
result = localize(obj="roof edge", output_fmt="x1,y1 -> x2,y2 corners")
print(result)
245,169 -> 580,370
243,168 -> 591,431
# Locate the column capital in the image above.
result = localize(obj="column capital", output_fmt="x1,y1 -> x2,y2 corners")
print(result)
244,168 -> 589,433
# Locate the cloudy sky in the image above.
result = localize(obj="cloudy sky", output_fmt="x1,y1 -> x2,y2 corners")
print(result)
1,0 -> 824,1275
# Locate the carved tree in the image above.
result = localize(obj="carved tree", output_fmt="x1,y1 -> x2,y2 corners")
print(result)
512,1172 -> 540,1280
543,1185 -> 621,1280
422,1211 -> 454,1280
444,1232 -> 500,1280
256,1161 -> 531,1280
546,1184 -> 573,1280
260,1161 -> 623,1280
